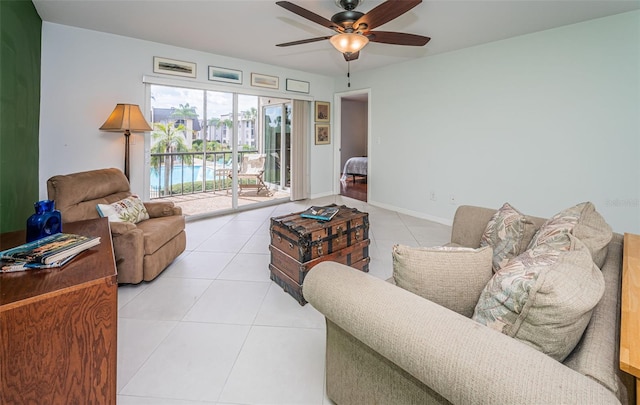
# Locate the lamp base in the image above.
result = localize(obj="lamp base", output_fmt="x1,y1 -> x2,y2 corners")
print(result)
124,130 -> 130,181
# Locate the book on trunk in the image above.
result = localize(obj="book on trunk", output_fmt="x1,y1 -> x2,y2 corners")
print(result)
0,233 -> 101,266
300,206 -> 339,221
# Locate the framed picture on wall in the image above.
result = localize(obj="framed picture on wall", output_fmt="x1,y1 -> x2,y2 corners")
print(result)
286,78 -> 310,94
208,66 -> 242,84
153,57 -> 197,78
315,124 -> 330,145
315,101 -> 330,122
251,73 -> 279,89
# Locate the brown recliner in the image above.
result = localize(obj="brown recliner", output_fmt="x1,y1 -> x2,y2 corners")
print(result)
47,168 -> 186,284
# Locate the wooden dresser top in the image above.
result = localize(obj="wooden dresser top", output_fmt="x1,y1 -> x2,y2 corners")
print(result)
0,217 -> 116,308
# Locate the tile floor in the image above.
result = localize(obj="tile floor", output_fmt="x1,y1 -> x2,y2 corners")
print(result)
116,195 -> 452,404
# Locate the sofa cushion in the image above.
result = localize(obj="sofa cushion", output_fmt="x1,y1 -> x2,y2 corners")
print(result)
97,195 -> 150,224
472,235 -> 605,361
480,203 -> 536,272
527,202 -> 612,268
392,245 -> 493,318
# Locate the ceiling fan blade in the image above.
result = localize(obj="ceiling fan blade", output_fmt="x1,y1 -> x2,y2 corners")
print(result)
276,1 -> 341,31
344,51 -> 360,61
366,31 -> 430,46
354,0 -> 421,31
276,36 -> 332,47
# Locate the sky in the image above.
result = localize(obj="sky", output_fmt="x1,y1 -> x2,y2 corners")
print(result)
150,85 -> 258,120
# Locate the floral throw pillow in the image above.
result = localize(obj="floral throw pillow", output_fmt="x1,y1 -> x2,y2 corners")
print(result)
527,202 -> 612,267
480,203 -> 535,272
472,236 -> 604,361
97,195 -> 149,224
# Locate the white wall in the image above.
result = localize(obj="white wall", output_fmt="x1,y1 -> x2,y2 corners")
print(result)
40,12 -> 640,233
336,11 -> 640,233
39,23 -> 337,200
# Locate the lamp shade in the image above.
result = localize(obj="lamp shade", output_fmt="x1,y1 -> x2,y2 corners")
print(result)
329,33 -> 369,54
99,104 -> 152,132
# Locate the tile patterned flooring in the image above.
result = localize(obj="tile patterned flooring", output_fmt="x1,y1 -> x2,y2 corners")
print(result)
117,195 -> 452,404
163,189 -> 291,217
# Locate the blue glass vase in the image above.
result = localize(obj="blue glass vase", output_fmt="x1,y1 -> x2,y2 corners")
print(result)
26,200 -> 62,242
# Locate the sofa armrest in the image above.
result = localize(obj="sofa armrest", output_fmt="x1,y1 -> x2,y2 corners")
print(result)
450,205 -> 495,247
303,262 -> 620,405
109,221 -> 137,235
143,201 -> 182,217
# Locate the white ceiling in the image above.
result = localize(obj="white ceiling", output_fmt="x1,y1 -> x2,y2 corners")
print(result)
32,0 -> 640,77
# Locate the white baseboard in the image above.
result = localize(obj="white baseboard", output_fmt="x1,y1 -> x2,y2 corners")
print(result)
309,191 -> 336,200
367,199 -> 453,226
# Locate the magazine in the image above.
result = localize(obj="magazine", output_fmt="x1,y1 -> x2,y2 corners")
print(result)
300,206 -> 339,221
1,253 -> 80,273
0,233 -> 101,265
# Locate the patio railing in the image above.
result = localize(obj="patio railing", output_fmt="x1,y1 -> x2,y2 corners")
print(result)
149,150 -> 258,199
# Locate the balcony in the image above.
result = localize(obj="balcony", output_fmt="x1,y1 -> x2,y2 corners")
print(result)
150,150 -> 290,217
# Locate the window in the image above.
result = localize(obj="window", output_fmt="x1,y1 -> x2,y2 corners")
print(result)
145,82 -> 297,216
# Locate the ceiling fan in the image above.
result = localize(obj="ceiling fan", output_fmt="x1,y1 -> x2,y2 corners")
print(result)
275,0 -> 431,61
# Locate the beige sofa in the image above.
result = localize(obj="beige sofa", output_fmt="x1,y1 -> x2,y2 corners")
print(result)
303,205 -> 634,404
47,168 -> 186,284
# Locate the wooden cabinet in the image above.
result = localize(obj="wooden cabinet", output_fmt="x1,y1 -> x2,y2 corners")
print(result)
621,233 -> 640,405
0,218 -> 117,404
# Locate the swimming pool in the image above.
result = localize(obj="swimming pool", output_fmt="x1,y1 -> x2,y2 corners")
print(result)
150,164 -> 227,189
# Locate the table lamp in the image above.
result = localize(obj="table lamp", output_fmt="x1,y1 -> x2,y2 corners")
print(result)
99,104 -> 152,181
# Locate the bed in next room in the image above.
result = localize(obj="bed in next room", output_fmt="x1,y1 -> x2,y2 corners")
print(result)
340,156 -> 368,183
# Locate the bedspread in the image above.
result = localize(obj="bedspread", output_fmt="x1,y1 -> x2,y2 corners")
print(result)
340,157 -> 367,181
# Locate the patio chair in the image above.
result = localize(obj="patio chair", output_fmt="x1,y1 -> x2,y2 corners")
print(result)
230,153 -> 268,194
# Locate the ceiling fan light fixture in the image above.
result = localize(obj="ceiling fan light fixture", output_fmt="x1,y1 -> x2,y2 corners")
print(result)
329,33 -> 369,54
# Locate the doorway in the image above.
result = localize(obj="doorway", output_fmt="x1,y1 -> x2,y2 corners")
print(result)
335,90 -> 370,202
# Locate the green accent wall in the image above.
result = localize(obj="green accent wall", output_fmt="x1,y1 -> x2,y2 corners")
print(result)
0,0 -> 41,233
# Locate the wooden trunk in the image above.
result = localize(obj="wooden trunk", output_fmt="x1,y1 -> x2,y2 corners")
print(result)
269,205 -> 370,305
270,256 -> 371,306
270,205 -> 369,263
270,238 -> 370,284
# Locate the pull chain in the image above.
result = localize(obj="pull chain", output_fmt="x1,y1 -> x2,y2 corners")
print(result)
347,60 -> 351,88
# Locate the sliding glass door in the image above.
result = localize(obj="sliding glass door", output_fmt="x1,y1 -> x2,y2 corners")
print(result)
263,100 -> 291,191
147,84 -> 291,217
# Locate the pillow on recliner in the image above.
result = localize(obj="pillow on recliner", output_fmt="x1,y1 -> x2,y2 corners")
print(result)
97,195 -> 149,224
392,245 -> 493,318
472,235 -> 604,361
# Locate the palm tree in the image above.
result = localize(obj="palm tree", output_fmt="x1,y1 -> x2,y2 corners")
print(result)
171,103 -> 198,120
191,139 -> 204,152
241,107 -> 258,147
151,122 -> 190,195
171,103 -> 198,142
241,107 -> 257,122
222,118 -> 233,144
207,117 -> 221,143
